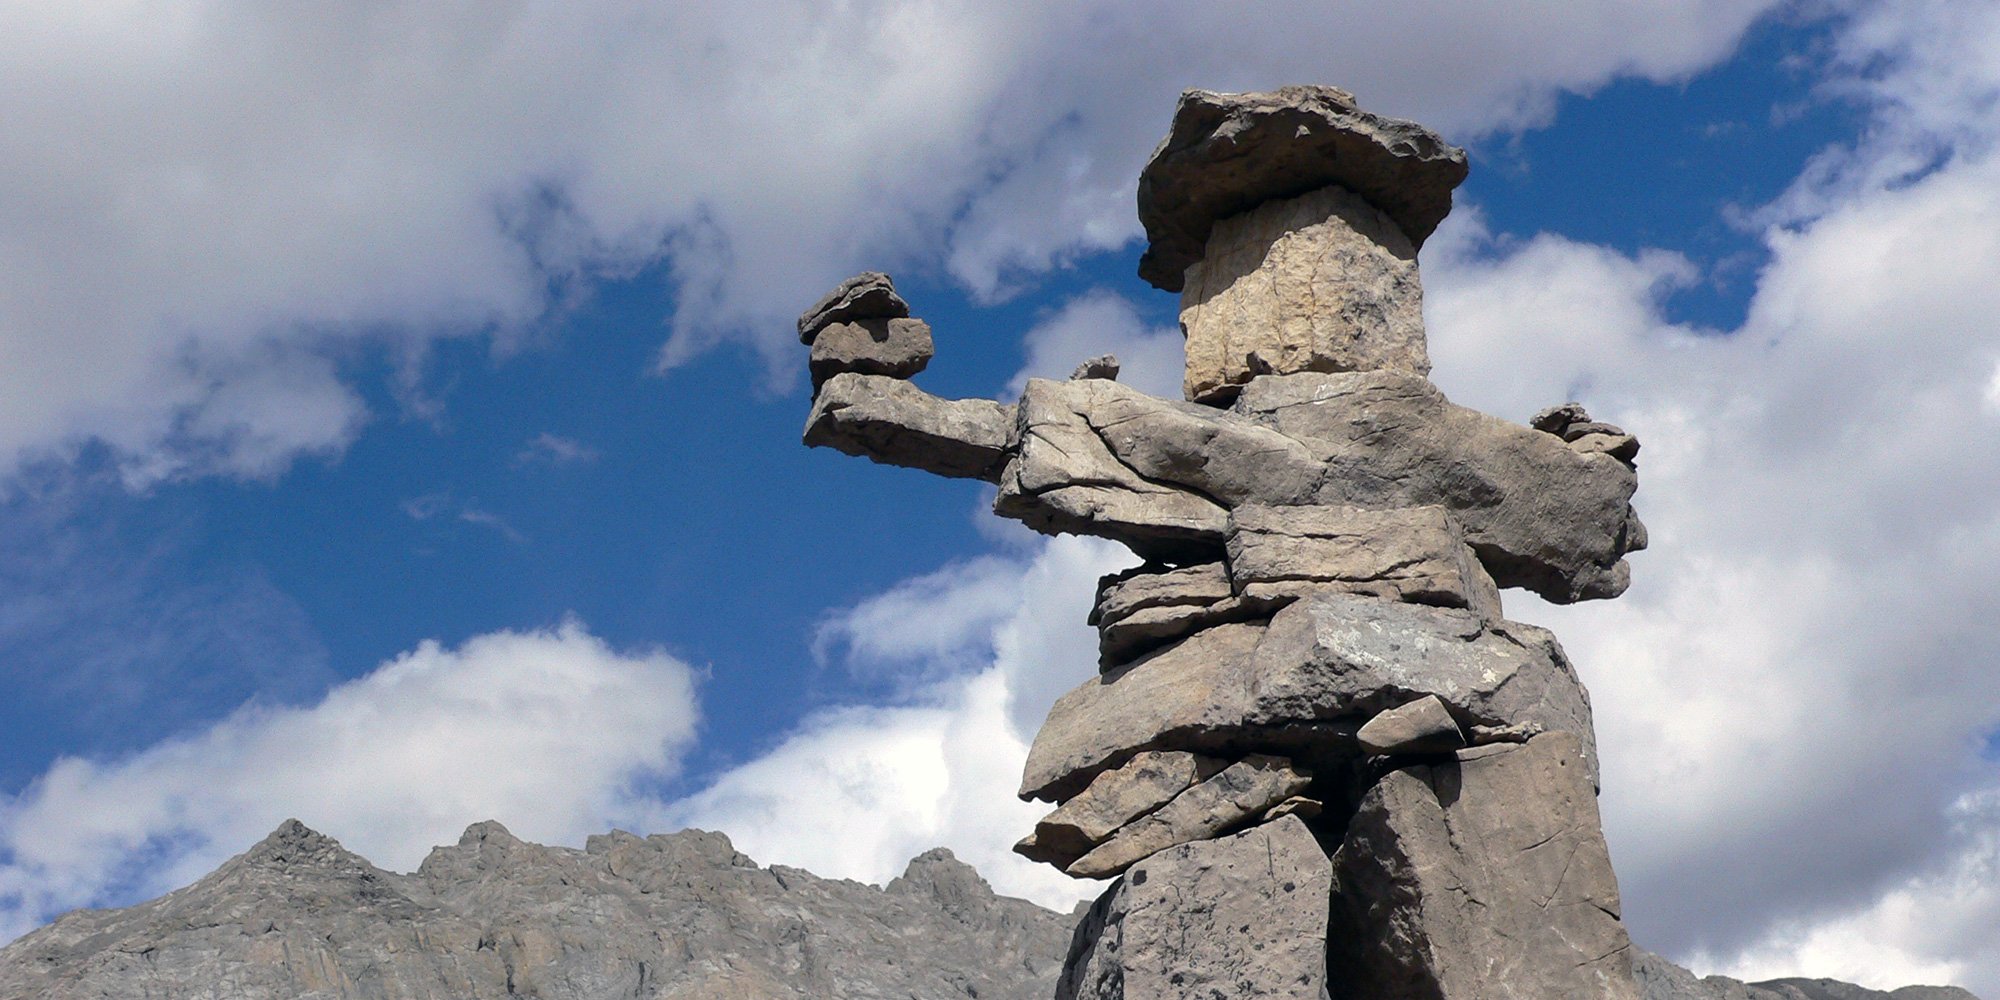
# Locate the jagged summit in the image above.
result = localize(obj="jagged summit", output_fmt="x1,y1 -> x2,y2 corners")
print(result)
0,822 -> 1977,1000
0,820 -> 1072,1000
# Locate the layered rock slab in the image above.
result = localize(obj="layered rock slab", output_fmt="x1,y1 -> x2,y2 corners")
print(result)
1137,85 -> 1468,292
1330,731 -> 1640,1000
1178,184 -> 1428,402
1015,750 -> 1225,868
1066,754 -> 1312,878
1233,369 -> 1644,602
1226,502 -> 1500,617
805,372 -> 1017,481
807,317 -> 933,388
1020,591 -> 1597,802
1056,815 -> 1332,1000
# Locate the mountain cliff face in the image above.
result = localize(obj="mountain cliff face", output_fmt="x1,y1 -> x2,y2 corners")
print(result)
0,820 -> 1072,1000
0,820 -> 1978,1000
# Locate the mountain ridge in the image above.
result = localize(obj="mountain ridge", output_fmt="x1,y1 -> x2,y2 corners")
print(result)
0,819 -> 1977,1000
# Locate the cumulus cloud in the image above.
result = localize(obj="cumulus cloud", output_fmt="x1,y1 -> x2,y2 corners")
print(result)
0,1 -> 1783,484
1006,290 -> 1185,400
673,535 -> 1132,912
0,621 -> 699,942
658,4 -> 2000,992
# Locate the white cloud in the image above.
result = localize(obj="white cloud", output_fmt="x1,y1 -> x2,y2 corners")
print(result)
514,432 -> 600,467
0,620 -> 698,942
673,534 -> 1133,912
658,3 -> 2000,989
1006,290 -> 1186,401
0,1 -> 1783,484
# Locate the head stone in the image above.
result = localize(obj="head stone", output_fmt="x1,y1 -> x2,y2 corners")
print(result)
1136,86 -> 1469,404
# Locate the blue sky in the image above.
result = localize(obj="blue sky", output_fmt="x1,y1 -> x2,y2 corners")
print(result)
4,1 -> 2000,994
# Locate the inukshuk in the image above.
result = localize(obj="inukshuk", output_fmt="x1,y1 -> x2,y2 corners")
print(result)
798,85 -> 1649,1000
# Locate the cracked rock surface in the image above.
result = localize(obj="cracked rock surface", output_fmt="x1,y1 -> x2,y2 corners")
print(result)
0,820 -> 1072,1000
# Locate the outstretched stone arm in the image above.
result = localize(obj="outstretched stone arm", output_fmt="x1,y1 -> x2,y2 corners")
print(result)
805,373 -> 1017,482
797,273 -> 1644,603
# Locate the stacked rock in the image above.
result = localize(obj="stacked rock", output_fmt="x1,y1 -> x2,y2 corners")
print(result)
800,85 -> 1648,1000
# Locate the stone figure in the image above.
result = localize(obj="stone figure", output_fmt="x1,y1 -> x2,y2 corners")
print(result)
801,84 -> 1647,1000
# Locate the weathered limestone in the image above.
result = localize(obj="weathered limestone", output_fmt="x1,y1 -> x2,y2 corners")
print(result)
1330,732 -> 1641,1000
805,373 -> 1016,481
1357,694 -> 1466,755
1056,815 -> 1332,1000
797,86 -> 1657,1000
1066,754 -> 1311,878
1014,750 -> 1225,868
1534,400 -> 1641,468
1226,503 -> 1501,617
807,317 -> 933,388
797,271 -> 908,342
1137,85 -> 1468,292
1071,354 -> 1121,380
1235,370 -> 1644,602
1019,591 -> 1596,802
1089,561 -> 1268,667
1179,184 -> 1428,402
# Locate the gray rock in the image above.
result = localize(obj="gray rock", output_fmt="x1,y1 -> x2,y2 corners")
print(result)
1226,503 -> 1501,618
1330,732 -> 1640,1000
810,370 -> 1641,602
997,377 -> 1284,560
1070,354 -> 1121,380
1137,85 -> 1468,291
805,372 -> 1017,481
1357,694 -> 1465,755
0,820 -> 1073,1000
1056,815 -> 1332,1000
1179,184 -> 1428,402
1091,561 -> 1235,628
1632,947 -> 1984,1000
1234,370 -> 1644,603
807,317 -> 933,388
1089,562 -> 1274,668
1019,591 -> 1596,802
797,271 -> 909,343
1261,795 -> 1322,821
1066,754 -> 1312,878
1016,750 -> 1225,868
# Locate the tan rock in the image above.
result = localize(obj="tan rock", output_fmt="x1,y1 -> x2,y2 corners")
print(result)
1066,755 -> 1312,878
804,373 -> 1017,482
1226,503 -> 1500,619
807,317 -> 932,388
1179,185 -> 1428,403
1016,751 -> 1225,868
1330,732 -> 1641,1000
1356,694 -> 1465,755
1057,815 -> 1332,1000
1018,591 -> 1598,802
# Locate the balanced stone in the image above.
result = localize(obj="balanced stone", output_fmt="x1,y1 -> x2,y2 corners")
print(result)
805,373 -> 1017,481
1070,354 -> 1121,380
1015,750 -> 1224,868
1330,732 -> 1640,1000
1057,815 -> 1332,1000
1225,503 -> 1500,618
1066,754 -> 1312,878
1357,694 -> 1466,755
1234,370 -> 1644,603
1179,184 -> 1427,402
1019,591 -> 1597,802
1137,85 -> 1468,292
807,317 -> 933,388
798,271 -> 909,343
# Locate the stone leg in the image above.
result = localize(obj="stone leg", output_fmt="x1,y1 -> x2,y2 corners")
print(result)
1058,814 -> 1332,1000
1329,731 -> 1641,1000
